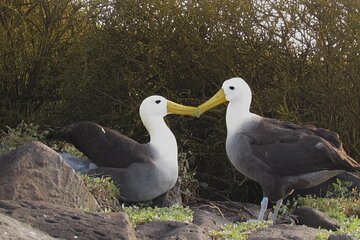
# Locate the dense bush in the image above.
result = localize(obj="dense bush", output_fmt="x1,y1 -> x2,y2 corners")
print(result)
0,0 -> 359,203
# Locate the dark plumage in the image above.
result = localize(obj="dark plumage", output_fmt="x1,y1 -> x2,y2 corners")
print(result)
56,121 -> 153,169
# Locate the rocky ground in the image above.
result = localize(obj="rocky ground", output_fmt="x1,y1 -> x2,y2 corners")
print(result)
0,141 -> 358,240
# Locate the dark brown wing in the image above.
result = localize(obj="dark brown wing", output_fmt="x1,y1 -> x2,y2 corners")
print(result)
54,121 -> 153,168
244,118 -> 359,175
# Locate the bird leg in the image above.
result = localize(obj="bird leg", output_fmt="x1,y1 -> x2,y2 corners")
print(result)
271,199 -> 283,222
257,197 -> 268,221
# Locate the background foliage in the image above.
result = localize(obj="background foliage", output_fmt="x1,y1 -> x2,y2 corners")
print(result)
0,0 -> 359,203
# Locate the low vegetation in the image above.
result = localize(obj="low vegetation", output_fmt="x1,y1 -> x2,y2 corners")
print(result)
123,205 -> 193,227
0,121 -> 47,154
80,175 -> 121,212
211,221 -> 272,240
295,180 -> 360,239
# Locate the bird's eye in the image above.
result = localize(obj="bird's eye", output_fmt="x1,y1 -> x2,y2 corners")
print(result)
229,86 -> 235,90
155,100 -> 161,104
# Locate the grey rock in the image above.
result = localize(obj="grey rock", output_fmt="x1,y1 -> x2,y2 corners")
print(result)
0,141 -> 99,211
293,207 -> 340,231
248,224 -> 319,240
59,152 -> 97,173
0,200 -> 136,240
201,200 -> 261,222
192,208 -> 231,231
136,220 -> 209,240
328,234 -> 355,240
0,212 -> 59,240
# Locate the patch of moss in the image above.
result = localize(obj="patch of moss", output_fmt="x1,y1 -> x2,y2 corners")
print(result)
210,221 -> 272,240
123,205 -> 193,227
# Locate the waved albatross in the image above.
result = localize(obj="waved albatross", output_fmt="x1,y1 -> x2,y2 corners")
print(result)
55,95 -> 196,202
196,77 -> 360,221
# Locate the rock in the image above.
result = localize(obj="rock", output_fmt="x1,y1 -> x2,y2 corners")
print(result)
328,234 -> 355,240
136,220 -> 209,240
0,141 -> 99,211
293,207 -> 340,231
152,178 -> 182,207
197,200 -> 261,222
0,212 -> 57,240
0,200 -> 136,240
248,224 -> 319,240
192,207 -> 231,231
295,172 -> 360,197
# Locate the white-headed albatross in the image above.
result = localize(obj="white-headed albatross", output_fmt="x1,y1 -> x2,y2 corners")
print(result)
196,77 -> 360,221
55,95 -> 196,202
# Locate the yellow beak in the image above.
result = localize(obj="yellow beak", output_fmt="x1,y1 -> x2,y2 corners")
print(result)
196,89 -> 227,117
167,101 -> 197,117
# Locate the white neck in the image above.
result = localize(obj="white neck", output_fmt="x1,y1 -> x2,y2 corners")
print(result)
226,100 -> 257,134
142,116 -> 178,164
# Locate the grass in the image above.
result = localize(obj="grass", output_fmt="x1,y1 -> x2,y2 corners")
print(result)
123,205 -> 193,227
79,174 -> 121,212
210,221 -> 272,240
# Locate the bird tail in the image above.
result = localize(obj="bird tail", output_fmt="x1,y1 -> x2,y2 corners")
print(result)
345,155 -> 360,172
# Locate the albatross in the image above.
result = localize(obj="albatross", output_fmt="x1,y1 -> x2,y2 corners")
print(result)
55,95 -> 196,202
196,77 -> 360,221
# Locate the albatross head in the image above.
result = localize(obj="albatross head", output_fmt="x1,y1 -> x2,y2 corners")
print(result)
139,95 -> 196,160
139,95 -> 197,119
196,77 -> 252,116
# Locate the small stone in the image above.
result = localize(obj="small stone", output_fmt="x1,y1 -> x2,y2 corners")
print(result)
328,234 -> 355,240
136,220 -> 209,240
293,207 -> 340,231
248,224 -> 319,240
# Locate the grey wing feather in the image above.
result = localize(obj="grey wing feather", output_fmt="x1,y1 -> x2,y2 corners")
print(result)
244,118 -> 358,175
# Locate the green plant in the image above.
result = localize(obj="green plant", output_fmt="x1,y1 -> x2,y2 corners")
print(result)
0,121 -> 47,154
178,151 -> 200,203
80,174 -> 121,212
326,179 -> 353,198
210,221 -> 272,240
123,205 -> 193,227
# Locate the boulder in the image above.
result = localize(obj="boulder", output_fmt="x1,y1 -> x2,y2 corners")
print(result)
192,207 -> 231,231
0,200 -> 136,240
0,212 -> 57,240
328,234 -> 355,240
136,220 -> 209,240
293,207 -> 340,231
198,200 -> 261,222
247,224 -> 319,240
0,141 -> 99,211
